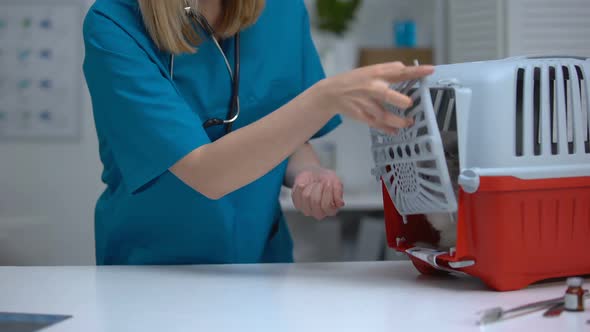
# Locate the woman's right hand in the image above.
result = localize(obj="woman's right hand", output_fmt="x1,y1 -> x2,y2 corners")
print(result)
310,62 -> 435,134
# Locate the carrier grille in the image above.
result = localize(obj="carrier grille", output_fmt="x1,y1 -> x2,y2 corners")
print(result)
515,64 -> 589,156
371,84 -> 458,217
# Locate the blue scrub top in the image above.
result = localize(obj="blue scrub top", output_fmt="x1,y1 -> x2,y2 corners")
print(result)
83,0 -> 341,265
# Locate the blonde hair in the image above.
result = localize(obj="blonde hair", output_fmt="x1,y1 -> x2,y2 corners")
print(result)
138,0 -> 265,54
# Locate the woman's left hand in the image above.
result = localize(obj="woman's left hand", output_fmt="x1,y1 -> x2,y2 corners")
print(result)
291,166 -> 345,220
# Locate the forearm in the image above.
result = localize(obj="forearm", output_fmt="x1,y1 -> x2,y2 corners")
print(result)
284,143 -> 322,188
170,87 -> 334,199
170,62 -> 433,200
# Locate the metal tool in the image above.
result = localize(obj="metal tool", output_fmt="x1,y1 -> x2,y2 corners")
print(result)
478,296 -> 565,325
478,291 -> 589,325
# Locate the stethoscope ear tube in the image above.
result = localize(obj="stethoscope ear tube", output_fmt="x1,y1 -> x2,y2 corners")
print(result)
224,32 -> 240,133
171,4 -> 241,134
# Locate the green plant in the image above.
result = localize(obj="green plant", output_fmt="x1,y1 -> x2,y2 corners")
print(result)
316,0 -> 362,36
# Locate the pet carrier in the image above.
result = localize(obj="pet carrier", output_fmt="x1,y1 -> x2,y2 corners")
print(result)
371,56 -> 590,291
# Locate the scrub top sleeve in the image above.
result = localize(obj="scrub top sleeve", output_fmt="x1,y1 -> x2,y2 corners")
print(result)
83,13 -> 210,194
300,5 -> 342,139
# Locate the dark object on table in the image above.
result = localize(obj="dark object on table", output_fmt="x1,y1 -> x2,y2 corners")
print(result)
0,312 -> 71,332
543,302 -> 565,317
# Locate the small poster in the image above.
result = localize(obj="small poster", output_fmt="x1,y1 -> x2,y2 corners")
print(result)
0,0 -> 83,140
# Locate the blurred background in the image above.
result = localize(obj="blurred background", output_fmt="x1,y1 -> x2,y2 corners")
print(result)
0,0 -> 589,265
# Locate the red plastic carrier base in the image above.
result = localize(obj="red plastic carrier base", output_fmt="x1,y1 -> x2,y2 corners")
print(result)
382,176 -> 590,291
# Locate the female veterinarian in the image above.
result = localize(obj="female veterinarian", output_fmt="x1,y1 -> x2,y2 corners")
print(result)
83,0 -> 433,265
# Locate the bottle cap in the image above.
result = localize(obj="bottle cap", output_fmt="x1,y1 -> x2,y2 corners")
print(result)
567,277 -> 584,288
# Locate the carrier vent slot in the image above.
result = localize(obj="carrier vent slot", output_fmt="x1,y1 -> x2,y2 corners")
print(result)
576,65 -> 590,153
550,66 -> 558,154
563,66 -> 574,154
515,64 -> 588,156
429,88 -> 457,132
516,68 -> 525,156
533,67 -> 541,155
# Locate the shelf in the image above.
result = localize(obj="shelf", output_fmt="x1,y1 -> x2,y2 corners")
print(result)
280,189 -> 384,212
358,48 -> 434,67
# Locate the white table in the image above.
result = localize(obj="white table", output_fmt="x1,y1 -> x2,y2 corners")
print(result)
0,262 -> 588,332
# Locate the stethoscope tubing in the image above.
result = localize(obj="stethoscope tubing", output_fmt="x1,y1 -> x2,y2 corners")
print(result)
169,6 -> 241,134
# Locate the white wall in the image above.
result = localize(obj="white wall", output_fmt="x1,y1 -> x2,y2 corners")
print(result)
0,0 -> 100,265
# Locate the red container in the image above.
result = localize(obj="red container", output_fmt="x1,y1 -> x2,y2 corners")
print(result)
382,176 -> 590,291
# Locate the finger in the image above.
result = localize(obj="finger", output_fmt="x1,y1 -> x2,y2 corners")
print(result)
368,101 -> 415,131
355,107 -> 410,135
324,181 -> 341,217
352,101 -> 385,126
324,206 -> 339,217
294,171 -> 314,188
310,182 -> 326,220
361,100 -> 412,130
352,97 -> 384,121
333,181 -> 345,208
350,108 -> 396,134
370,62 -> 435,82
368,118 -> 399,135
379,105 -> 415,128
386,65 -> 435,83
367,79 -> 414,111
320,182 -> 334,216
291,184 -> 304,211
349,97 -> 409,133
352,108 -> 378,126
300,184 -> 315,217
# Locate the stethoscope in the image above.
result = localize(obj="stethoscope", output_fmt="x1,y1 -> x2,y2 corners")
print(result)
170,4 -> 241,134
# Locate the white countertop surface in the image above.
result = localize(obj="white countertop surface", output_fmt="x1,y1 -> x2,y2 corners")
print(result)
0,261 -> 588,332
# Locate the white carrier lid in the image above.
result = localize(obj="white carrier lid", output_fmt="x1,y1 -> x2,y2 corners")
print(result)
371,79 -> 457,220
